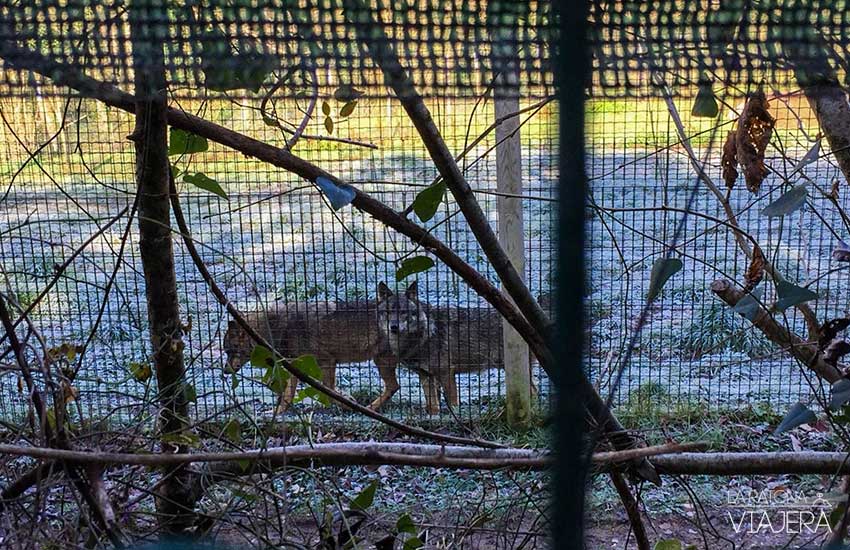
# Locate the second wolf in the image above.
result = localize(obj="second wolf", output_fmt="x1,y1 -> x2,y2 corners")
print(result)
376,281 -> 518,415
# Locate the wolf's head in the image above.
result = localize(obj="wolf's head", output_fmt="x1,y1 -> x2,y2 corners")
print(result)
376,281 -> 430,355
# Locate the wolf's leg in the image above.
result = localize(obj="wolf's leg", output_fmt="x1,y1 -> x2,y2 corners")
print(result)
440,370 -> 459,408
274,375 -> 299,415
419,373 -> 440,415
368,359 -> 400,411
322,362 -> 337,391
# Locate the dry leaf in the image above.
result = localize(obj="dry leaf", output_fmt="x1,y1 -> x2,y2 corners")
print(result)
61,381 -> 78,404
736,91 -> 775,193
824,339 -> 850,365
721,130 -> 738,189
744,245 -> 765,291
819,318 -> 850,350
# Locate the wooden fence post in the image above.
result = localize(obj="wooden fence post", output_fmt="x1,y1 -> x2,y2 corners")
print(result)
130,0 -> 197,533
495,66 -> 532,426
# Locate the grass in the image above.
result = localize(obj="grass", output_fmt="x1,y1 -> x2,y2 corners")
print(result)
677,302 -> 773,359
616,381 -> 783,450
0,92 -> 558,189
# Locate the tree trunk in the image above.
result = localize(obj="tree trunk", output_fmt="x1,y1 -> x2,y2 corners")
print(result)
129,0 -> 196,534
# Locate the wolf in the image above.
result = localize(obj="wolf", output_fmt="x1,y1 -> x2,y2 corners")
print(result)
223,300 -> 399,412
375,281 -> 511,415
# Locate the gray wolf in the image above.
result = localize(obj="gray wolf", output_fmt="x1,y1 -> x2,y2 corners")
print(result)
375,281 -> 508,415
223,300 -> 399,412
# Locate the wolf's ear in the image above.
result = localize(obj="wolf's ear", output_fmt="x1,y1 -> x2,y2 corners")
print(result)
377,281 -> 393,300
405,280 -> 419,299
226,319 -> 237,331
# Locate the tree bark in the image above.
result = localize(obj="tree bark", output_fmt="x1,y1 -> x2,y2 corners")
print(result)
650,451 -> 850,475
129,0 -> 197,534
710,278 -> 842,383
802,84 -> 850,185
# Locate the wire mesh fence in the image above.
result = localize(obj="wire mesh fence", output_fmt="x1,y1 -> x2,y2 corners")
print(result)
2,0 -> 850,432
0,89 -> 557,424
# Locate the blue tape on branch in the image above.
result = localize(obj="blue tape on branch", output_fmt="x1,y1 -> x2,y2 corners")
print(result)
315,176 -> 356,210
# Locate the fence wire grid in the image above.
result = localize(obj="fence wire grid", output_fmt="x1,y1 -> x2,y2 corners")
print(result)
1,1 -> 850,429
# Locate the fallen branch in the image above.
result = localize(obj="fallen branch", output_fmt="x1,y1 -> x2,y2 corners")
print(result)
650,451 -> 850,476
710,278 -> 842,383
0,442 -> 547,469
0,298 -> 125,546
591,442 -> 707,464
0,441 -> 701,471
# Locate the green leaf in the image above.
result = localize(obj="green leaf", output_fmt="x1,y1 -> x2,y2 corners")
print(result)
654,540 -> 682,550
351,481 -> 378,511
262,364 -> 290,396
128,362 -> 152,383
168,128 -> 208,156
761,186 -> 808,217
322,101 -> 331,116
223,417 -> 241,442
294,387 -> 331,406
231,373 -> 240,390
646,258 -> 683,301
691,78 -> 718,118
396,513 -> 416,535
732,287 -> 763,322
340,100 -> 358,117
250,345 -> 275,369
183,172 -> 228,200
396,256 -> 435,282
184,383 -> 197,404
775,402 -> 817,435
411,181 -> 446,222
162,430 -> 201,447
292,354 -> 322,379
333,84 -> 364,102
402,538 -> 424,550
773,279 -> 818,312
236,458 -> 251,472
324,116 -> 334,134
791,138 -> 821,175
830,379 -> 850,410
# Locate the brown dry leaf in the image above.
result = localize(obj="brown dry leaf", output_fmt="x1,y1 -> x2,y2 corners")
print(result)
721,130 -> 738,189
744,245 -> 765,291
736,91 -> 775,193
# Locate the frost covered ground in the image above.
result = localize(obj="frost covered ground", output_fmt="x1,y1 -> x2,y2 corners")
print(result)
0,145 -> 844,425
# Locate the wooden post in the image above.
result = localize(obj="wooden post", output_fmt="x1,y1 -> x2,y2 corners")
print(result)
495,73 -> 531,426
130,0 -> 197,533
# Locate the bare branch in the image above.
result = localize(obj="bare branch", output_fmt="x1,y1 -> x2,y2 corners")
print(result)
710,278 -> 842,383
